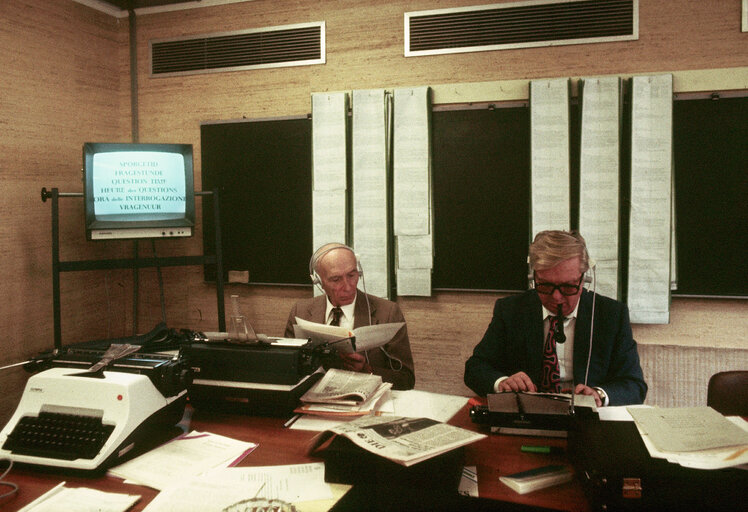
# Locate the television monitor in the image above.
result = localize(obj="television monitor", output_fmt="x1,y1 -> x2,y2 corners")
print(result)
83,142 -> 195,240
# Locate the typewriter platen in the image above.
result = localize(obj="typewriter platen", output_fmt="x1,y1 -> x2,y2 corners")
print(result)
0,347 -> 190,473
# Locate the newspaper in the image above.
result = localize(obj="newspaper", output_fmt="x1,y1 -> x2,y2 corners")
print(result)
295,383 -> 391,417
308,414 -> 487,467
300,368 -> 389,406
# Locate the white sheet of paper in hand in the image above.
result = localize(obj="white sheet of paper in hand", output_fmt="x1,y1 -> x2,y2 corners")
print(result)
293,317 -> 404,352
350,322 -> 405,351
292,321 -> 355,353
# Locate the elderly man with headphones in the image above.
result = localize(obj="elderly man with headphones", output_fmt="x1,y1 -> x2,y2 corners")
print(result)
285,243 -> 415,390
464,230 -> 647,407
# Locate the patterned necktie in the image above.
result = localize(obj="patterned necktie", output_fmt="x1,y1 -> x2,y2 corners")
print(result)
330,307 -> 343,327
541,315 -> 561,393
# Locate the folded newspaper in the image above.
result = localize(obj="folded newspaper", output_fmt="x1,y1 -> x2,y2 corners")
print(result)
293,317 -> 405,353
308,414 -> 486,467
299,368 -> 391,407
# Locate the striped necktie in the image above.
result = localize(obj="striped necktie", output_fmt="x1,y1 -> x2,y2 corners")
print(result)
330,307 -> 343,327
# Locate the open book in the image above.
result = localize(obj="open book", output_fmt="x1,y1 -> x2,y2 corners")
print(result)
293,317 -> 404,353
308,414 -> 486,467
299,368 -> 390,407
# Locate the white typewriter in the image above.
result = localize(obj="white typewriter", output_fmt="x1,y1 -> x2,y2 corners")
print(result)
0,359 -> 188,472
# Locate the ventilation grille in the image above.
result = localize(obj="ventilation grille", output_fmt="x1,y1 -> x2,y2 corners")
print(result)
151,22 -> 325,76
405,0 -> 637,56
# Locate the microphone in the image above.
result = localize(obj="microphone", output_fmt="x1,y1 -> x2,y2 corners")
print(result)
554,304 -> 566,344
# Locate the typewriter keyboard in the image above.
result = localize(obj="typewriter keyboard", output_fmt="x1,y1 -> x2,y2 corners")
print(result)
2,411 -> 115,460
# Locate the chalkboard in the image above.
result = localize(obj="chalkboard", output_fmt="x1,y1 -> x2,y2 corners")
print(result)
201,117 -> 312,285
431,107 -> 531,291
200,96 -> 746,297
672,96 -> 747,297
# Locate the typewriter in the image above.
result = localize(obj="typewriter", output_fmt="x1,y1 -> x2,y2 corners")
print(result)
0,347 -> 190,473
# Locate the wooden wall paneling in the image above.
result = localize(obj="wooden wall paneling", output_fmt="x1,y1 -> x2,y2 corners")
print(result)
0,0 -> 130,425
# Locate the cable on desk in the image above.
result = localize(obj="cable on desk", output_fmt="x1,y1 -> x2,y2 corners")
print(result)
0,459 -> 19,501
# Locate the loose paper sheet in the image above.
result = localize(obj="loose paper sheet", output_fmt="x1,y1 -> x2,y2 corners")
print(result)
627,74 -> 673,324
312,92 -> 348,192
579,76 -> 621,300
352,89 -> 390,298
108,431 -> 257,491
312,93 -> 349,297
393,86 -> 431,236
19,484 -> 140,512
293,317 -> 405,352
396,267 -> 432,296
628,406 -> 748,452
530,78 -> 571,233
143,463 -> 333,511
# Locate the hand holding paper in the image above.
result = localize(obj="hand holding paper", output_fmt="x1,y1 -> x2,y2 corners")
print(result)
293,317 -> 405,353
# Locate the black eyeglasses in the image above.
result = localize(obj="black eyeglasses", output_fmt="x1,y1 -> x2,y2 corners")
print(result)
533,275 -> 583,296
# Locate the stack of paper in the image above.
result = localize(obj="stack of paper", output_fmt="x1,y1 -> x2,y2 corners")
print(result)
142,463 -> 337,512
296,368 -> 391,418
627,406 -> 748,469
499,464 -> 573,494
290,389 -> 469,432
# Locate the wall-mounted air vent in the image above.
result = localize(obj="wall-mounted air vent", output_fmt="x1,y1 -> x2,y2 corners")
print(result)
405,0 -> 637,57
151,22 -> 325,76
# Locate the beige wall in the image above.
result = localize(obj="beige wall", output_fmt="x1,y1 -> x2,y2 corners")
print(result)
1,0 -> 746,423
0,0 -> 132,422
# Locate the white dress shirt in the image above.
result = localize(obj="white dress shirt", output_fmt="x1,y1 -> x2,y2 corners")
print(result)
325,295 -> 355,331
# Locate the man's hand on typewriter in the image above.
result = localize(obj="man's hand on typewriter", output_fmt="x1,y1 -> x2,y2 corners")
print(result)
498,372 -> 537,393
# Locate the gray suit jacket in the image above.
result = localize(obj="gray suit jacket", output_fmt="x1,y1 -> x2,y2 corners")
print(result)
285,292 -> 415,390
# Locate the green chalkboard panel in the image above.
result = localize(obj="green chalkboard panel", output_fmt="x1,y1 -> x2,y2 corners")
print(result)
431,107 -> 531,291
201,117 -> 313,285
672,97 -> 747,297
198,96 -> 746,297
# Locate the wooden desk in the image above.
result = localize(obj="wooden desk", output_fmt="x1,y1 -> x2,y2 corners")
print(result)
2,404 -> 590,512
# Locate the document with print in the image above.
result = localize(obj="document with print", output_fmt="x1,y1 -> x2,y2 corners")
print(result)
628,406 -> 748,452
108,431 -> 257,490
308,414 -> 486,467
300,368 -> 391,407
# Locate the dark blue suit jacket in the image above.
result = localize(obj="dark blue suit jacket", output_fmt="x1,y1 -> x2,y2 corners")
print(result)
464,289 -> 647,405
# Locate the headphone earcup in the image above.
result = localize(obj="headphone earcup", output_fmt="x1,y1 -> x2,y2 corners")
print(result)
584,257 -> 596,283
354,253 -> 364,277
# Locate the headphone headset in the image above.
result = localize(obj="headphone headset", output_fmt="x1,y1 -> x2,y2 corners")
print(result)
526,234 -> 595,288
526,231 -> 598,392
309,243 -> 363,289
307,243 -> 403,372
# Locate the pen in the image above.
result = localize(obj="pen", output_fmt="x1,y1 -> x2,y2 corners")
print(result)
284,414 -> 300,428
521,445 -> 564,455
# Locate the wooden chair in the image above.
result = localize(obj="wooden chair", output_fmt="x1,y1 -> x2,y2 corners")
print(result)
707,371 -> 748,416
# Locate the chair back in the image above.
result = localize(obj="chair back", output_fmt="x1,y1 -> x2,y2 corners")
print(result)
707,371 -> 748,416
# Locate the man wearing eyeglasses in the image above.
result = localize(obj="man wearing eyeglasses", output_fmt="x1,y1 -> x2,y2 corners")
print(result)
464,230 -> 646,406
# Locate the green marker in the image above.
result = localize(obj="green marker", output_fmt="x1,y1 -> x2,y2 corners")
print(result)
521,445 -> 564,454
